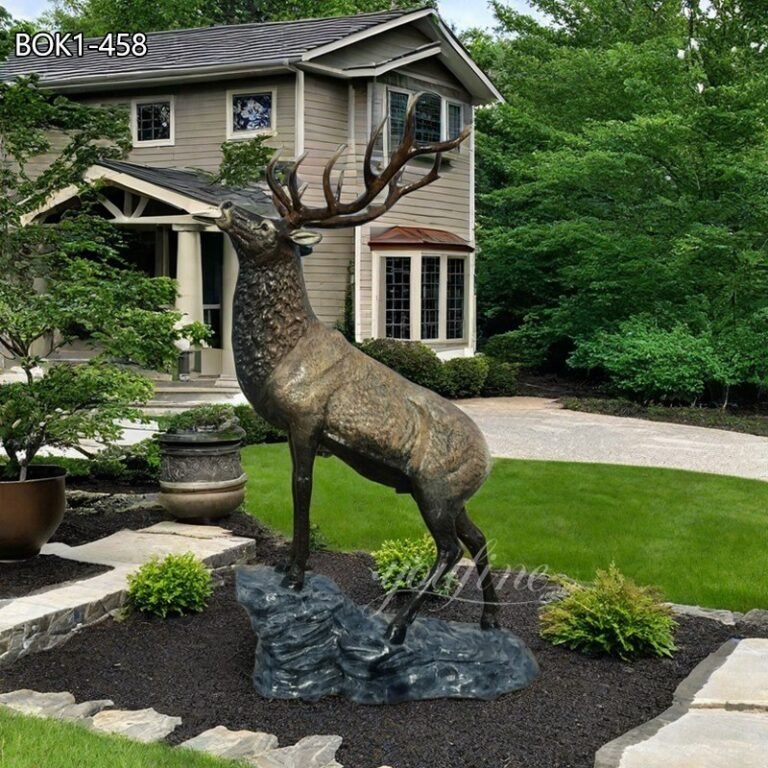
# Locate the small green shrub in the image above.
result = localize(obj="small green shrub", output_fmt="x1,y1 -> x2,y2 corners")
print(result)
441,355 -> 489,398
539,563 -> 677,661
233,404 -> 286,445
372,535 -> 459,597
482,357 -> 519,397
359,339 -> 445,393
157,404 -> 237,432
91,438 -> 161,482
127,552 -> 213,618
309,522 -> 329,552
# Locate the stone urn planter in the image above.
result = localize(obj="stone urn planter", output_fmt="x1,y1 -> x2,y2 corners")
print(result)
158,426 -> 247,523
0,465 -> 67,560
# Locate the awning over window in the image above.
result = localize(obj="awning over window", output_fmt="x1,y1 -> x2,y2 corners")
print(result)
368,226 -> 473,252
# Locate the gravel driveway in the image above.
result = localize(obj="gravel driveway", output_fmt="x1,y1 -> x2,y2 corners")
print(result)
457,398 -> 768,482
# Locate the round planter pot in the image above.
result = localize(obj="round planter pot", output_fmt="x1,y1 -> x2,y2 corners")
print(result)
158,428 -> 246,523
0,465 -> 67,561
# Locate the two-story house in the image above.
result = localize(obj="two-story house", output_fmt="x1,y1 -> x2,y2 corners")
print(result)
0,7 -> 502,388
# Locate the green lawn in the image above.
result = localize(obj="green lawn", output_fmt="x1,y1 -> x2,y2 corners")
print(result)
0,709 -> 242,768
242,444 -> 768,612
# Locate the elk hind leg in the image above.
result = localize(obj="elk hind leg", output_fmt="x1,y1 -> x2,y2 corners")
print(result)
385,502 -> 463,645
456,506 -> 500,630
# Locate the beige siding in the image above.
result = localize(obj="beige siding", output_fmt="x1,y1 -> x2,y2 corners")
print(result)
300,73 -> 356,328
27,76 -> 296,177
312,26 -> 432,70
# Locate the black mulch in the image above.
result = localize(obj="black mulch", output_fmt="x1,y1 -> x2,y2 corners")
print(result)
1,534 -> 758,768
0,556 -> 110,599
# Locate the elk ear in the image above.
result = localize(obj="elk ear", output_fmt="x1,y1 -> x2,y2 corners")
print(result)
289,229 -> 323,247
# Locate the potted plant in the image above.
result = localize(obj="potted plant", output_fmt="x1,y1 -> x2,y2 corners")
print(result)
0,77 -> 207,559
157,405 -> 247,523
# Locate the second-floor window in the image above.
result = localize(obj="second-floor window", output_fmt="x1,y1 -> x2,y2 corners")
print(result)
387,90 -> 465,151
132,97 -> 174,147
227,88 -> 275,139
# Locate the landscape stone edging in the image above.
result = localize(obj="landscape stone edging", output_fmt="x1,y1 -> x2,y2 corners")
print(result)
593,639 -> 740,768
0,527 -> 256,669
0,689 -> 355,767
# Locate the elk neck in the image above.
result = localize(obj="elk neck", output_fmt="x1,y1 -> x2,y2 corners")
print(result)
231,246 -> 317,384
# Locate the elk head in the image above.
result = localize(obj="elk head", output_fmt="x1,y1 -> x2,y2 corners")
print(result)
208,92 -> 471,256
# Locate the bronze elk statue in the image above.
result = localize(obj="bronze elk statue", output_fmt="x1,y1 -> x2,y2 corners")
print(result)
203,94 -> 499,644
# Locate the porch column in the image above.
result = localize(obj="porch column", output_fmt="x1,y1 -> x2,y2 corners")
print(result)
173,225 -> 204,324
215,234 -> 239,387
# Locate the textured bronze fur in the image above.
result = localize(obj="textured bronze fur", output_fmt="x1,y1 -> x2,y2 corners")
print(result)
210,95 -> 500,643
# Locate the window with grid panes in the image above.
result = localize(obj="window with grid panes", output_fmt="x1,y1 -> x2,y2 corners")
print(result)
388,91 -> 443,148
420,256 -> 440,339
385,257 -> 411,339
446,258 -> 465,339
135,101 -> 171,143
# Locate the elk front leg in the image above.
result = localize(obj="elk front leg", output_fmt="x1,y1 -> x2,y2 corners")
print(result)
285,427 -> 318,591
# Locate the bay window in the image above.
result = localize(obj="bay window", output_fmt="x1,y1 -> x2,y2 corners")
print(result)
379,252 -> 467,342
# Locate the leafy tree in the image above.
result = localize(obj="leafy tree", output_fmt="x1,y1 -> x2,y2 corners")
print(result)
468,1 -> 768,403
0,77 -> 207,480
45,0 -> 435,35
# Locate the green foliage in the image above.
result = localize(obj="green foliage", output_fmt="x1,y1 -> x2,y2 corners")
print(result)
467,1 -> 768,404
372,535 -> 459,597
46,0 -> 435,36
214,137 -> 273,188
441,355 -> 489,398
334,260 -> 355,342
127,552 -> 213,618
0,77 -> 207,480
481,357 -> 519,397
539,563 -> 677,660
309,523 -> 329,552
90,438 -> 161,482
158,404 -> 239,433
569,317 -> 720,403
233,404 -> 286,445
359,339 -> 446,393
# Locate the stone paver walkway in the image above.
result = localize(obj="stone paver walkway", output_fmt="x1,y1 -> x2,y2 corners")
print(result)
595,639 -> 768,768
0,523 -> 254,668
456,397 -> 768,481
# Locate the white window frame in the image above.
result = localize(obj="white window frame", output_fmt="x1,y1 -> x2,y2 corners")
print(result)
131,95 -> 175,148
383,87 -> 467,155
373,249 -> 468,343
226,87 -> 277,141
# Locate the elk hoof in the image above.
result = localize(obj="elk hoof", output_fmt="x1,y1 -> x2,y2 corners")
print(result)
385,622 -> 407,645
481,615 -> 501,631
280,564 -> 305,591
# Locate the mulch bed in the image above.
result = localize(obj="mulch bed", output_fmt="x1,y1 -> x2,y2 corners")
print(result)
0,556 -> 110,600
1,524 -> 761,768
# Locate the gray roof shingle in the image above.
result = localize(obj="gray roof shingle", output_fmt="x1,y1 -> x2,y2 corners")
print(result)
97,159 -> 276,215
0,9 -> 419,85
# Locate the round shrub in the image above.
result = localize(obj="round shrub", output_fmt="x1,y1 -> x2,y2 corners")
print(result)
127,552 -> 213,618
233,404 -> 286,445
539,563 -> 677,660
372,535 -> 459,597
481,357 -> 519,397
484,332 -> 529,365
359,339 -> 445,393
441,356 -> 490,398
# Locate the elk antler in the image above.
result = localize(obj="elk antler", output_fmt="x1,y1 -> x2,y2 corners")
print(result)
265,92 -> 471,229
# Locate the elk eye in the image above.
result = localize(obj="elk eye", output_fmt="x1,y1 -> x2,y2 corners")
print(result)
260,222 -> 270,232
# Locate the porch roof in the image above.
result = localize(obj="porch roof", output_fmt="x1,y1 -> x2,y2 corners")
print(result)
96,160 -> 276,216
